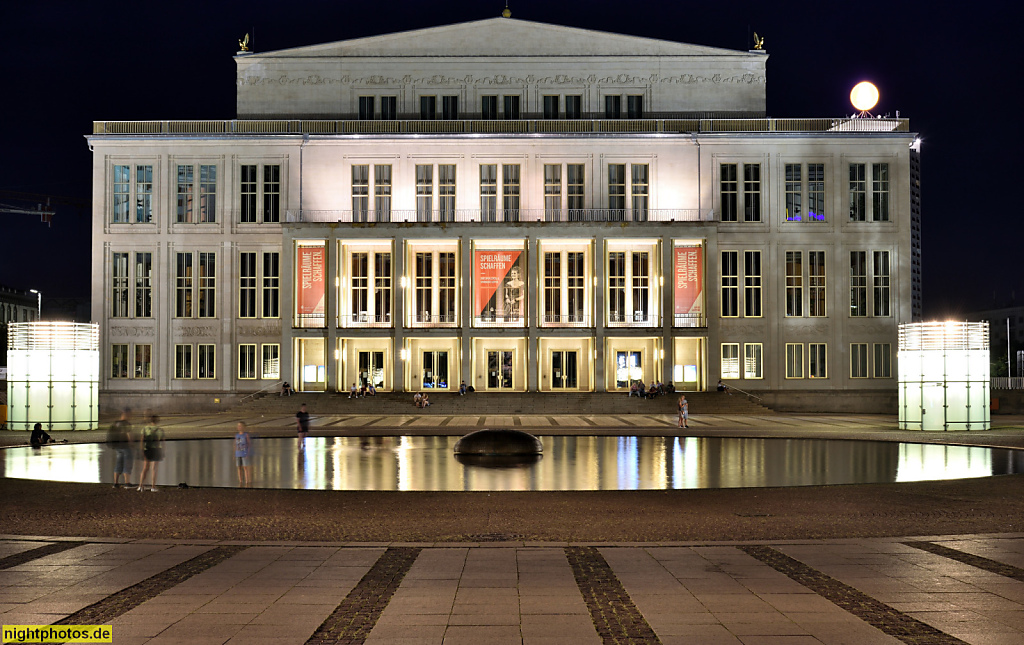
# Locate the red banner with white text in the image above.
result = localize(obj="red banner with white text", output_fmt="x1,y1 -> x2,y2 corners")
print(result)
474,250 -> 524,320
674,246 -> 703,316
297,247 -> 325,317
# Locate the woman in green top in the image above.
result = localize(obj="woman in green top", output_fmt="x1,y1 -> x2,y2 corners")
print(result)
137,414 -> 165,492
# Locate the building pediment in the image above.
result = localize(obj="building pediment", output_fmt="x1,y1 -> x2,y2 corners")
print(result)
244,17 -> 748,59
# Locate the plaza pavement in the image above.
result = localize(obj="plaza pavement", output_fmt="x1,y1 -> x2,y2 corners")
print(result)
3,412 -> 1024,644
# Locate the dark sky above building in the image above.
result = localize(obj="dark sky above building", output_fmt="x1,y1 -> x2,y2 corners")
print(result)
0,0 -> 1018,317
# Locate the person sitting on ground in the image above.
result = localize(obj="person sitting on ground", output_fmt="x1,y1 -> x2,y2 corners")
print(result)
648,380 -> 658,398
629,381 -> 638,397
367,382 -> 376,396
637,381 -> 646,398
30,423 -> 52,448
349,383 -> 358,399
281,381 -> 293,396
459,380 -> 467,396
421,393 -> 431,408
414,392 -> 423,408
717,379 -> 730,394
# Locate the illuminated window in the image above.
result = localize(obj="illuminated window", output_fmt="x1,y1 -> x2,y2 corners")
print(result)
416,165 -> 432,221
261,344 -> 280,379
631,164 -> 648,222
744,251 -> 761,317
239,252 -> 257,318
374,165 -> 391,221
112,165 -> 130,223
785,251 -> 803,317
176,164 -> 217,223
544,165 -> 561,219
240,165 -> 257,223
136,165 -> 153,223
785,164 -> 802,222
239,344 -> 257,379
873,251 -> 890,316
198,344 -> 216,379
850,163 -> 890,222
850,251 -> 867,317
352,165 -> 369,221
439,165 -> 456,222
849,164 -> 866,221
608,164 -> 625,219
134,344 -> 151,379
112,252 -> 129,318
743,164 -> 761,222
851,343 -> 869,378
785,163 -> 825,223
111,164 -> 152,223
111,344 -> 129,379
174,344 -> 192,379
809,343 -> 827,378
743,343 -> 762,379
721,343 -> 740,379
374,252 -> 392,324
480,164 -> 497,221
263,252 -> 280,318
134,253 -> 152,318
567,164 -> 585,218
175,253 -> 193,318
720,251 -> 738,318
198,252 -> 216,318
785,343 -> 804,379
872,163 -> 890,221
720,164 -> 738,221
502,164 -> 520,221
809,251 -> 826,317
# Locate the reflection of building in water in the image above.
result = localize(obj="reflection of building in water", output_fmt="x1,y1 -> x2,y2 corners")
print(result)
89,16 -> 918,412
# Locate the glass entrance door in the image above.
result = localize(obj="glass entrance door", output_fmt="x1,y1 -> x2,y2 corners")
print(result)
487,350 -> 513,389
358,351 -> 385,389
551,351 -> 578,389
615,350 -> 642,389
422,350 -> 449,389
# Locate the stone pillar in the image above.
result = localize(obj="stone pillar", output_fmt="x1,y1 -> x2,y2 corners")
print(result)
527,235 -> 539,391
325,230 -> 338,392
594,233 -> 605,392
393,234 -> 406,392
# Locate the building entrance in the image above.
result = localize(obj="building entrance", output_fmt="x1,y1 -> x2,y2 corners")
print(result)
358,351 -> 385,389
297,338 -> 326,392
487,350 -> 514,389
422,350 -> 449,389
615,350 -> 643,389
551,350 -> 578,389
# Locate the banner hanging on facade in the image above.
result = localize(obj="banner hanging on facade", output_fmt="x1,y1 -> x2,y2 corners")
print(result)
297,246 -> 326,317
674,246 -> 703,315
474,249 -> 524,320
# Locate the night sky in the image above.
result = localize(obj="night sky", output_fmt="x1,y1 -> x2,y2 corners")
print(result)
0,1 -> 1018,317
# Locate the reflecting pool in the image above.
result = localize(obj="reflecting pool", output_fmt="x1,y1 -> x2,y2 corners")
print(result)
3,436 -> 1023,491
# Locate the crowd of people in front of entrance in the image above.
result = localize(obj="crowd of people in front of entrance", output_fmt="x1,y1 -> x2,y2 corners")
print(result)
627,379 -> 674,399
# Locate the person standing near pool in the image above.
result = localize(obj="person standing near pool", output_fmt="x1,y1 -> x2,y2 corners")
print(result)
678,394 -> 689,429
235,421 -> 253,487
296,403 -> 310,448
107,408 -> 134,487
136,414 -> 164,492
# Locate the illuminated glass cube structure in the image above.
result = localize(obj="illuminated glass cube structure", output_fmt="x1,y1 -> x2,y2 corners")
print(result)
898,322 -> 990,431
6,322 -> 99,431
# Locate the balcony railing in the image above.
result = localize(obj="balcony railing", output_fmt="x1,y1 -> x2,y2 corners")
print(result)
607,311 -> 657,326
287,208 -> 710,224
673,313 -> 707,328
93,117 -> 909,136
540,313 -> 592,327
343,312 -> 392,328
411,313 -> 458,325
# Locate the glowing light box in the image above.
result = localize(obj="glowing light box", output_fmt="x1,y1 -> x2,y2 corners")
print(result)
898,322 -> 990,432
6,322 -> 99,431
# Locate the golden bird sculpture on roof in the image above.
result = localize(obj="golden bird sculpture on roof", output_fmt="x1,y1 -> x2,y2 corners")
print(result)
239,33 -> 250,52
752,32 -> 764,50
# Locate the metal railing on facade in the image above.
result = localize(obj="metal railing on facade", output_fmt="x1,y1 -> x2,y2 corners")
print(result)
93,117 -> 909,136
992,377 -> 1024,390
286,208 -> 710,224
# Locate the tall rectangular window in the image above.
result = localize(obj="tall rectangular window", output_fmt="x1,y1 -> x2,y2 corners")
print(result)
111,344 -> 129,378
721,343 -> 740,379
134,344 -> 152,379
351,252 -> 368,322
851,343 -> 869,378
743,164 -> 761,222
873,251 -> 890,316
608,252 -> 626,323
785,164 -> 802,222
543,95 -> 559,119
134,252 -> 152,318
785,251 -> 803,317
608,164 -> 625,219
239,252 -> 257,318
480,164 -> 497,221
502,164 -> 520,221
261,344 -> 280,379
420,96 -> 436,119
136,165 -> 153,223
175,344 -> 192,379
352,165 -> 369,221
626,95 -> 643,118
631,164 -> 648,221
199,165 -> 216,223
809,343 -> 827,378
358,96 -> 374,120
872,163 -> 890,221
744,251 -> 762,317
112,252 -> 129,318
873,343 -> 892,378
849,163 -> 866,221
544,165 -> 561,220
850,251 -> 867,317
481,95 -> 498,120
262,252 -> 280,318
198,344 -> 215,379
720,163 -> 737,222
503,95 -> 520,119
721,251 -> 738,317
808,163 -> 825,222
567,164 -> 585,218
374,165 -> 392,220
439,252 -> 456,323
380,96 -> 397,120
175,252 -> 193,317
545,254 -> 562,322
438,164 -> 456,222
744,343 -> 763,379
631,252 -> 649,323
198,252 -> 216,318
809,251 -> 826,317
113,165 -> 130,223
786,343 -> 804,379
416,165 -> 433,221
375,252 -> 392,323
239,344 -> 257,379
441,95 -> 459,119
565,95 -> 582,119
604,95 -> 621,118
176,165 -> 194,223
415,252 -> 432,322
263,165 -> 280,222
240,164 -> 257,223
568,252 -> 584,322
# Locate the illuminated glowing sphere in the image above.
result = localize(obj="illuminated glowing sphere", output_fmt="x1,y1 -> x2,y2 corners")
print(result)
850,81 -> 879,112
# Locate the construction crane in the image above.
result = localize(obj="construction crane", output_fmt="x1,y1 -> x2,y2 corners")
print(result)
0,190 -> 88,227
